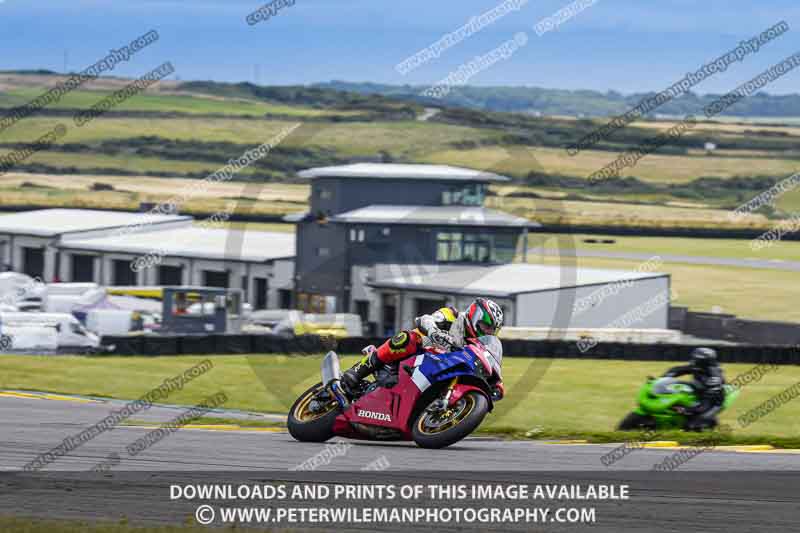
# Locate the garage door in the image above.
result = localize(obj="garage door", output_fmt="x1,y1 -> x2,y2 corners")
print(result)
22,247 -> 44,279
71,254 -> 95,282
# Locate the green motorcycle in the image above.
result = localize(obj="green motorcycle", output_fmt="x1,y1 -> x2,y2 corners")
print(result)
618,376 -> 739,431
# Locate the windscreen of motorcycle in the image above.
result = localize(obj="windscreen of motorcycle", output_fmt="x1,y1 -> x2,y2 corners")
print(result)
478,335 -> 503,376
651,377 -> 693,395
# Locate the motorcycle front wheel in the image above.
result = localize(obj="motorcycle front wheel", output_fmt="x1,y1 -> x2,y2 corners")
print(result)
412,391 -> 489,449
287,383 -> 340,442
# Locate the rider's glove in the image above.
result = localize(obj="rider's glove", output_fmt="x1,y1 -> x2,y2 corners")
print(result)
429,329 -> 456,350
361,344 -> 377,357
707,385 -> 724,406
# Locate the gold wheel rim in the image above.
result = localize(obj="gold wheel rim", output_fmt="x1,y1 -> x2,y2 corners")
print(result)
294,386 -> 337,423
417,394 -> 476,435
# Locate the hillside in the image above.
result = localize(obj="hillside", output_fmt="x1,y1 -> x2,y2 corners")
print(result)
315,80 -> 800,119
0,73 -> 798,228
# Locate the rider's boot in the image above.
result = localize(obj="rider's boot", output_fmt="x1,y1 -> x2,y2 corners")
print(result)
685,405 -> 721,431
341,350 -> 384,394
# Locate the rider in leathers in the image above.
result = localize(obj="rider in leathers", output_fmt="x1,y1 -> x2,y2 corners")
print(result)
341,298 -> 504,393
662,347 -> 726,430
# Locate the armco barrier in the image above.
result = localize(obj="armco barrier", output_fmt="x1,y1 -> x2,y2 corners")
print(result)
101,334 -> 331,356
670,307 -> 800,345
335,337 -> 800,364
99,335 -> 800,364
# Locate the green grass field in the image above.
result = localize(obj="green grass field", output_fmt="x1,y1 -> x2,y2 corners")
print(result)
422,145 -> 800,185
0,518 -> 218,533
0,87 -> 365,118
535,232 -> 800,263
527,232 -> 800,321
2,355 -> 797,445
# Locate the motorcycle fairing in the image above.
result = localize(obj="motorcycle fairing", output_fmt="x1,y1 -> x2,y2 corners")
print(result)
335,346 -> 490,439
412,347 -> 482,393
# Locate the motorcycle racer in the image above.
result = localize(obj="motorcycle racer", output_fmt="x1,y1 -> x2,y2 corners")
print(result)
662,347 -> 726,430
340,297 -> 504,393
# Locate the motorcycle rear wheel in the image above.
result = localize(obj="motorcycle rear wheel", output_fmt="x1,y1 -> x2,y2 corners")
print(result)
287,383 -> 340,442
617,411 -> 657,431
412,391 -> 489,449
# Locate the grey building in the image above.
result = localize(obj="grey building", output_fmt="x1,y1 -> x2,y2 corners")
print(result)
0,209 -> 294,310
365,263 -> 671,335
290,163 -> 539,332
0,209 -> 190,282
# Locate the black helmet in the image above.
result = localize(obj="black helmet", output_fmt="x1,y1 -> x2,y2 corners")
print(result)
691,347 -> 717,368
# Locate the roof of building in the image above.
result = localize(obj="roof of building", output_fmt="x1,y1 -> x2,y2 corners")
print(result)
331,205 -> 538,228
297,163 -> 510,182
58,226 -> 296,263
0,209 -> 191,237
368,263 -> 667,297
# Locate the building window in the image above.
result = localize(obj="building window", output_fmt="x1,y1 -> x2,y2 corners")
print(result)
255,277 -> 268,309
22,247 -> 45,279
382,227 -> 391,237
317,247 -> 330,257
436,232 -> 517,264
71,254 -> 95,282
494,233 -> 517,263
279,289 -> 292,309
203,270 -> 230,288
158,265 -> 183,285
350,229 -> 366,242
318,187 -> 332,200
113,259 -> 137,285
437,232 -> 463,262
355,300 -> 370,323
442,184 -> 486,206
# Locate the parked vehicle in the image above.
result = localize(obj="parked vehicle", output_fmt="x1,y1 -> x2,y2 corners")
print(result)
618,376 -> 739,430
288,336 -> 504,449
0,312 -> 104,352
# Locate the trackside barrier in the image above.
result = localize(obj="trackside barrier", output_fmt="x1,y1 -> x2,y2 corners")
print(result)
99,335 -> 800,364
102,334 -> 335,356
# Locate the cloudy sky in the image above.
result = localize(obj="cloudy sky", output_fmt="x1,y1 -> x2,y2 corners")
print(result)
2,0 -> 799,94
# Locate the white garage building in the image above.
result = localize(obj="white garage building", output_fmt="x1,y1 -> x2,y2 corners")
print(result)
0,209 -> 295,309
362,263 -> 670,334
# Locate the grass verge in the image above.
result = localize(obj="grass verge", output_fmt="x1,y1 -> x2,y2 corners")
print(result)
0,517 -> 237,533
1,355 -> 798,445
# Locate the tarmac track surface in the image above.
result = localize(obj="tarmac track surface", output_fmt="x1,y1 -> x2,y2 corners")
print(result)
1,396 -> 799,532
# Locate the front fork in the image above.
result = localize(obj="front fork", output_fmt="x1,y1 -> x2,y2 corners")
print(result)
328,380 -> 350,409
427,377 -> 459,413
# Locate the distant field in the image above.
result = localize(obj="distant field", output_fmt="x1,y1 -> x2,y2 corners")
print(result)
0,87 -> 362,117
0,172 -> 308,215
423,145 -> 800,184
489,195 -> 771,229
1,75 -> 799,232
0,116 -> 303,144
633,118 -> 800,137
2,171 -> 784,230
534,232 -> 800,263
